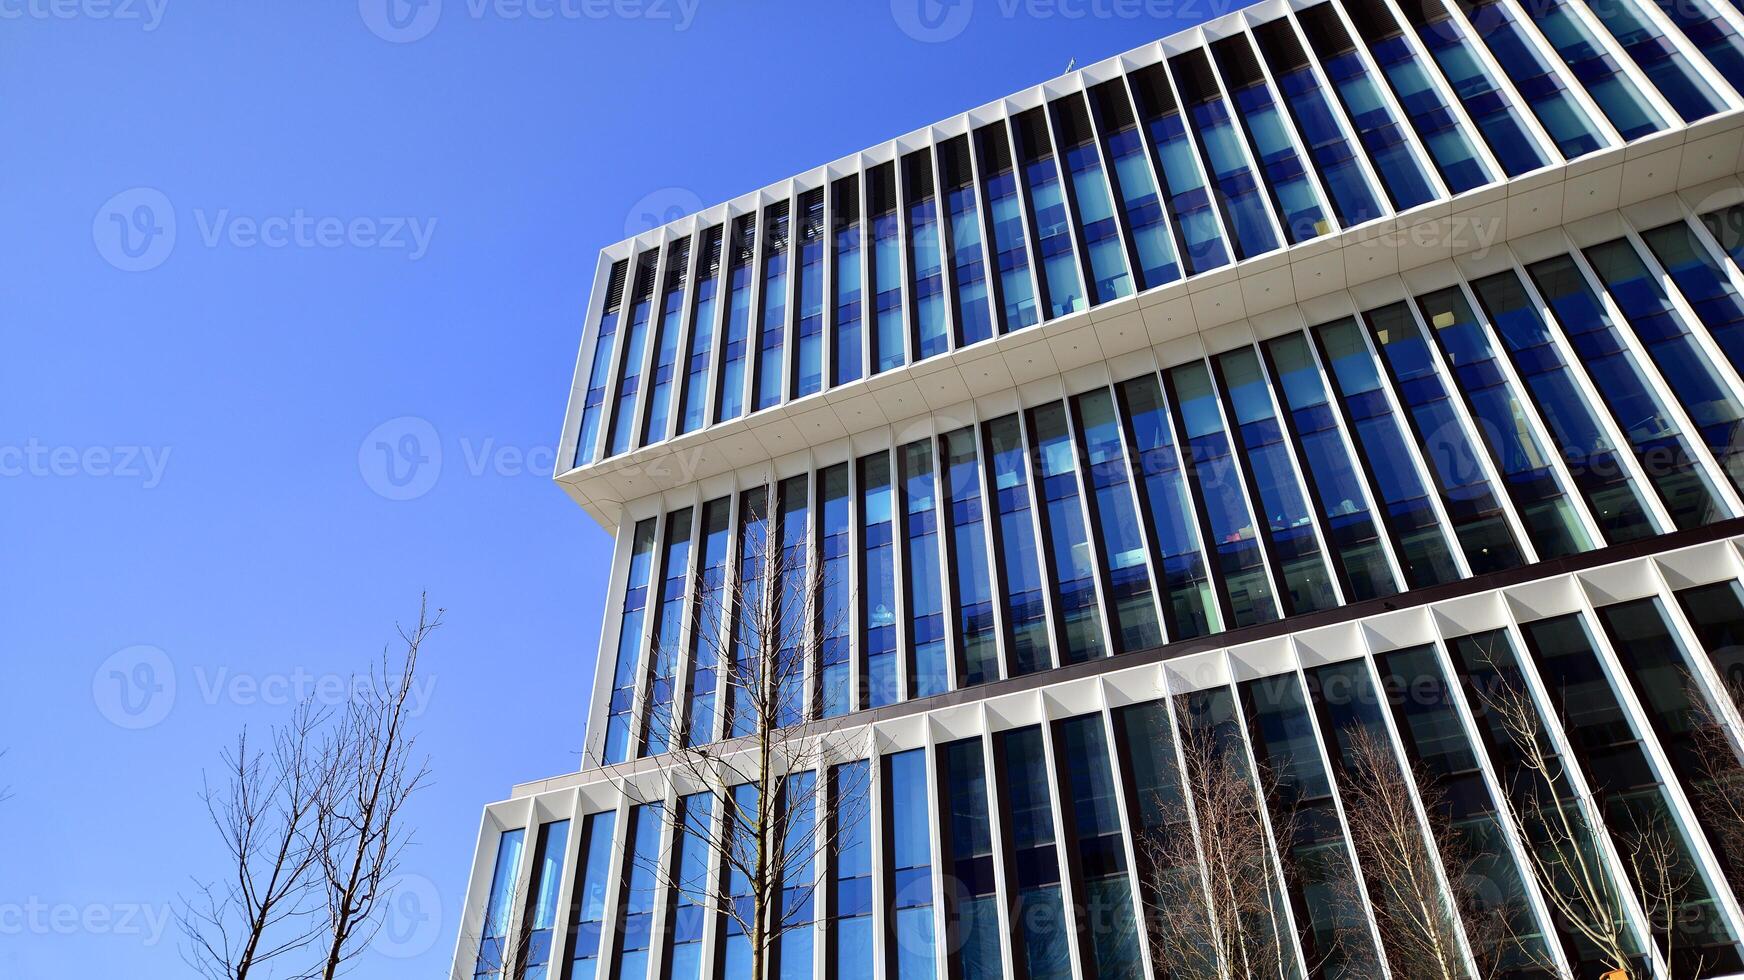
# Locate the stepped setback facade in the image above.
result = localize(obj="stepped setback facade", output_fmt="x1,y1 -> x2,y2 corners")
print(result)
456,0 -> 1744,976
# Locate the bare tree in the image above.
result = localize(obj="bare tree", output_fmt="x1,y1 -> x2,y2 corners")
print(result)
1339,725 -> 1530,980
594,488 -> 870,980
314,597 -> 439,979
1137,718 -> 1298,980
180,701 -> 333,980
1473,661 -> 1638,979
1688,673 -> 1744,897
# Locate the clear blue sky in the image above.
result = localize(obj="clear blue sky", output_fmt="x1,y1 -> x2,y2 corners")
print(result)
1,2 -> 1247,975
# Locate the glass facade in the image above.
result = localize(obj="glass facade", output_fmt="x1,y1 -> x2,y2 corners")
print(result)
566,6 -> 1744,461
483,11 -> 1744,980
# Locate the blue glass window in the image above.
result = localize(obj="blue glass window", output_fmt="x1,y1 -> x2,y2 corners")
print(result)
1251,19 -> 1385,227
677,229 -> 722,437
1415,286 -> 1594,556
1577,0 -> 1722,124
685,498 -> 730,748
1597,599 -> 1744,970
1367,644 -> 1559,975
861,453 -> 900,708
1405,0 -> 1553,173
886,749 -> 937,980
1051,94 -> 1135,301
1213,34 -> 1334,242
974,125 -> 1041,332
1586,237 -> 1744,497
998,728 -> 1072,980
778,772 -> 817,980
774,476 -> 810,728
1167,361 -> 1280,628
1362,303 -> 1524,572
1529,0 -> 1667,140
715,216 -> 757,424
752,203 -> 791,413
1054,716 -> 1143,980
939,739 -> 1002,980
900,441 -> 948,698
1452,0 -> 1607,158
831,762 -> 874,980
603,519 -> 657,765
565,811 -> 617,980
640,237 -> 690,448
1297,3 -> 1439,210
870,165 -> 907,374
1527,253 -> 1728,529
665,796 -> 711,980
942,428 -> 998,687
1214,346 -> 1341,613
640,507 -> 692,757
474,828 -> 526,980
818,465 -> 852,718
1261,332 -> 1399,601
1128,64 -> 1232,274
727,488 -> 769,739
1115,375 -> 1218,639
1520,614 -> 1742,973
1647,216 -> 1744,379
1313,318 -> 1464,586
1639,0 -> 1744,96
793,190 -> 826,399
1013,110 -> 1088,319
1089,80 -> 1182,289
1444,629 -> 1649,975
606,257 -> 659,458
722,783 -> 759,976
575,260 -> 629,466
612,803 -> 663,980
1171,49 -> 1282,258
938,137 -> 994,346
1074,389 -> 1163,652
904,151 -> 950,361
1344,0 -> 1492,192
832,177 -> 865,387
984,416 -> 1052,676
1469,269 -> 1662,541
1172,688 -> 1298,964
520,821 -> 568,980
1239,673 -> 1384,979
1028,402 -> 1107,663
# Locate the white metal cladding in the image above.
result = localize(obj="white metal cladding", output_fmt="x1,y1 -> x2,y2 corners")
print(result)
555,0 -> 1744,531
456,535 -> 1744,980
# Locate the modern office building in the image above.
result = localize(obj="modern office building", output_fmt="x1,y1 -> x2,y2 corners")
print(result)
455,0 -> 1744,976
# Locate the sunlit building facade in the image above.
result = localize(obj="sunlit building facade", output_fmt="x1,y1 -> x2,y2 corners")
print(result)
455,0 -> 1744,976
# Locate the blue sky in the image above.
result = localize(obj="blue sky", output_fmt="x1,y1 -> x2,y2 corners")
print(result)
0,1 -> 1246,975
